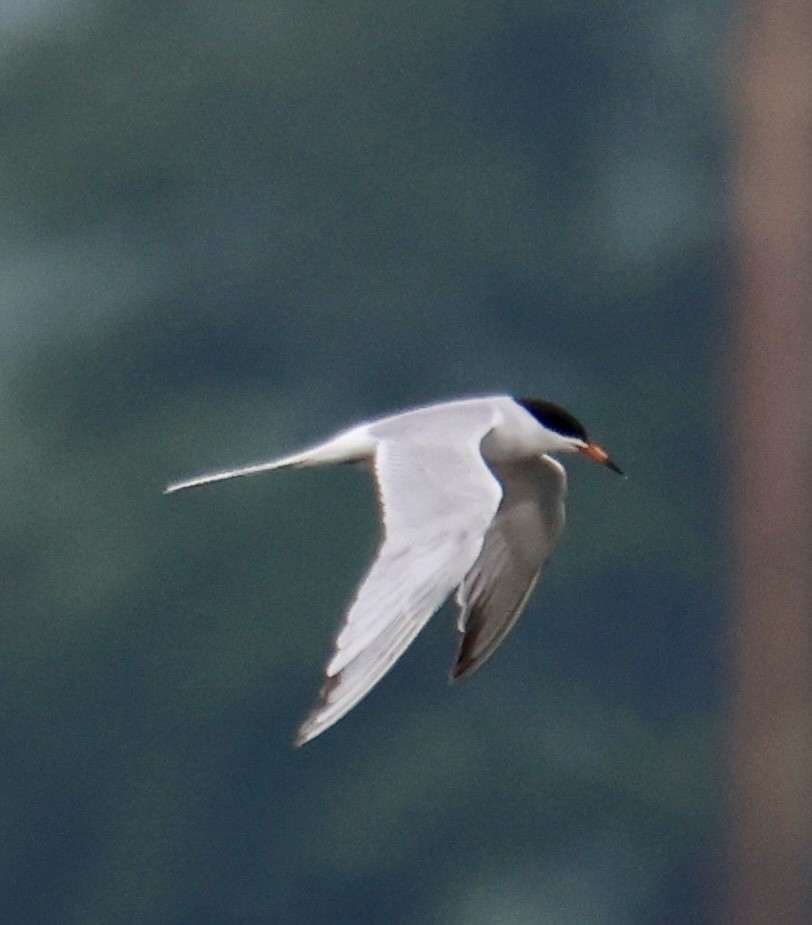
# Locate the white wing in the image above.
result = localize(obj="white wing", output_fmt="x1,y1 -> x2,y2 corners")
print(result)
295,404 -> 501,745
452,455 -> 566,679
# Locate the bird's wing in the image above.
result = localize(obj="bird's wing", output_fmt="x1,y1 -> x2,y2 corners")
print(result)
295,405 -> 501,745
452,455 -> 567,680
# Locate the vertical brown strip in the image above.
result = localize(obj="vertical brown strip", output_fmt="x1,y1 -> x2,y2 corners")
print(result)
728,2 -> 812,923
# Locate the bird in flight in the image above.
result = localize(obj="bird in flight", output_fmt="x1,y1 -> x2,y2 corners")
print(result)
166,395 -> 622,745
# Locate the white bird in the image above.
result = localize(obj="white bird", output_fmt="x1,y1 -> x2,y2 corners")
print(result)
165,395 -> 622,746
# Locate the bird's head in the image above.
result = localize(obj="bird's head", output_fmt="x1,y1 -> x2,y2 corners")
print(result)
517,397 -> 624,475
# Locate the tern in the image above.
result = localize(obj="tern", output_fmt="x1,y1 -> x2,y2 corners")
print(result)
166,395 -> 622,745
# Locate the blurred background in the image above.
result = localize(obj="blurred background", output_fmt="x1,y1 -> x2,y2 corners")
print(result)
1,1 -> 809,923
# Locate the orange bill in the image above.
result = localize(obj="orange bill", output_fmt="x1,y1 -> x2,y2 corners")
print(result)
578,442 -> 624,475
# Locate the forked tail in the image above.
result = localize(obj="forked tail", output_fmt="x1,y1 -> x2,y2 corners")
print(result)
164,424 -> 375,494
164,450 -> 309,494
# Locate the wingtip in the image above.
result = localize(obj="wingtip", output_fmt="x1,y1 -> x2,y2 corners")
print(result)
449,653 -> 474,683
292,673 -> 342,747
450,630 -> 482,682
292,711 -> 318,748
293,713 -> 327,748
292,729 -> 310,748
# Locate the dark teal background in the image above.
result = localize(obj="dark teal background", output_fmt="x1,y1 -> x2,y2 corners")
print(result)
1,2 -> 727,922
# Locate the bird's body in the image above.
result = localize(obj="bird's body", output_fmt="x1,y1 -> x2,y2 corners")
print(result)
166,395 -> 621,745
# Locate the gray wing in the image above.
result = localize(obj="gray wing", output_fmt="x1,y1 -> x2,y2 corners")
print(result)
452,455 -> 567,680
295,405 -> 501,745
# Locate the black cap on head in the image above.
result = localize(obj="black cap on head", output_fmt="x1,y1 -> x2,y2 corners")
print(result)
516,397 -> 588,442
